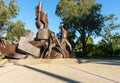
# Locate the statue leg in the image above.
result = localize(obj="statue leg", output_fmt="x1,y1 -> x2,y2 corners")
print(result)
66,39 -> 72,51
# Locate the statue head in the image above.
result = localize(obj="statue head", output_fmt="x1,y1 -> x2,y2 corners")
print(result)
60,22 -> 68,30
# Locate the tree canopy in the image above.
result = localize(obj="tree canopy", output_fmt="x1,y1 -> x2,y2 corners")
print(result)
0,0 -> 29,41
0,0 -> 19,30
6,20 -> 30,40
101,14 -> 120,45
56,0 -> 104,56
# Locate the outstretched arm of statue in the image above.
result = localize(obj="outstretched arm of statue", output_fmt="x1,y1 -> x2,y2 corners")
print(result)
38,2 -> 42,22
35,2 -> 44,29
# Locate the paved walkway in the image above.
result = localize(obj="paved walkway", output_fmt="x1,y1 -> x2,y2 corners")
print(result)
0,59 -> 120,83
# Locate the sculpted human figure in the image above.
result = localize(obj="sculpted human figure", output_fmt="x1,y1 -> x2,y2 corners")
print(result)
35,2 -> 48,29
60,23 -> 72,51
33,2 -> 71,58
35,2 -> 49,40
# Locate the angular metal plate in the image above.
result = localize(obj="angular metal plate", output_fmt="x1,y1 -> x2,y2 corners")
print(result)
18,37 -> 40,57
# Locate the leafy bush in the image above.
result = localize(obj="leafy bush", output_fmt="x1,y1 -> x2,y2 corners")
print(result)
0,54 -> 4,59
86,44 -> 120,59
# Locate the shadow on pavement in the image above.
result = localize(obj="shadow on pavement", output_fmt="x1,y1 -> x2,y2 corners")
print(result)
88,59 -> 120,66
21,65 -> 80,83
76,58 -> 82,64
65,65 -> 119,83
0,66 -> 4,67
77,59 -> 120,66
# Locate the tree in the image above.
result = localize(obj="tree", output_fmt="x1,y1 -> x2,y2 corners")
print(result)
75,36 -> 93,51
99,14 -> 120,57
112,34 -> 120,48
74,36 -> 93,58
6,20 -> 30,41
101,14 -> 120,46
0,0 -> 29,41
0,0 -> 19,30
56,0 -> 104,56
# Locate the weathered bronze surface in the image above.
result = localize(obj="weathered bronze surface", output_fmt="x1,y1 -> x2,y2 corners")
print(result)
0,1 -> 71,59
60,23 -> 72,51
35,2 -> 48,29
37,28 -> 49,39
18,37 -> 40,58
0,38 -> 21,59
0,39 -> 15,54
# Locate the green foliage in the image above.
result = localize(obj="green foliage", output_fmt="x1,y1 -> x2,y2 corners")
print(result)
6,20 -> 29,41
86,44 -> 120,59
0,0 -> 30,41
56,0 -> 104,56
74,38 -> 82,52
74,37 -> 93,51
74,37 -> 93,58
0,53 -> 4,59
0,0 -> 19,30
75,35 -> 120,58
112,33 -> 120,50
86,37 -> 93,45
86,34 -> 120,58
101,14 -> 120,45
97,14 -> 120,58
8,0 -> 19,18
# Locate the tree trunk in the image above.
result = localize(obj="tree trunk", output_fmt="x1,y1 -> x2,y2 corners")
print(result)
81,37 -> 87,57
80,30 -> 87,57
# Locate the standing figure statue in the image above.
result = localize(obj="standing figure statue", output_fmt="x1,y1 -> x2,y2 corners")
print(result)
60,23 -> 72,51
33,2 -> 71,58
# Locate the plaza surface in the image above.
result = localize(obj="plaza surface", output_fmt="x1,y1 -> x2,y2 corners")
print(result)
0,59 -> 120,83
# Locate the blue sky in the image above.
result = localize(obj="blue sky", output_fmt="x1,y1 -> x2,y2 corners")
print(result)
6,0 -> 120,43
10,0 -> 61,34
97,0 -> 120,23
95,0 -> 120,43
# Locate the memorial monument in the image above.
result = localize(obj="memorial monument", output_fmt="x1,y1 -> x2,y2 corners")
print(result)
0,2 -> 72,59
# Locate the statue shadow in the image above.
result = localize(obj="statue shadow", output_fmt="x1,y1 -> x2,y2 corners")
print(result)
15,64 -> 80,83
76,59 -> 120,66
90,59 -> 120,66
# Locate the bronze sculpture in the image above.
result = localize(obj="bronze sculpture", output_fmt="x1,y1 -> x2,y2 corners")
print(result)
0,1 -> 72,59
33,2 -> 70,58
35,2 -> 48,29
60,23 -> 72,51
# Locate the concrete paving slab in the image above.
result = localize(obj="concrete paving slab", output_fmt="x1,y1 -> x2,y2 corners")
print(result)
0,59 -> 120,83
